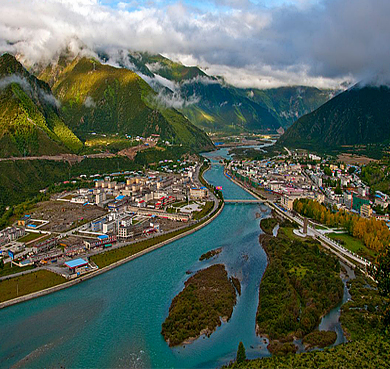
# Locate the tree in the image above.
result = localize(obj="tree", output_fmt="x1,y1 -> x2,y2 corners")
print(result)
348,166 -> 356,174
324,167 -> 332,176
370,247 -> 390,327
0,257 -> 3,270
335,183 -> 342,195
236,341 -> 246,364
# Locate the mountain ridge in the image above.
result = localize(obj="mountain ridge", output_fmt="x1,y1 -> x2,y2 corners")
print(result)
0,53 -> 83,157
278,84 -> 390,151
38,55 -> 214,152
99,50 -> 339,133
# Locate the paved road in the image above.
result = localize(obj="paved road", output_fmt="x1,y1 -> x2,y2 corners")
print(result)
0,152 -> 115,163
270,204 -> 370,268
225,170 -> 371,269
194,164 -> 219,214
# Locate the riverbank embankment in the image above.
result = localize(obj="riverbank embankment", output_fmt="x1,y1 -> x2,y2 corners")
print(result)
0,162 -> 225,309
0,201 -> 225,309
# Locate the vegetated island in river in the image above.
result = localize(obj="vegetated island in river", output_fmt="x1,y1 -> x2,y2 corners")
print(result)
225,269 -> 390,368
199,247 -> 222,261
161,264 -> 240,347
256,217 -> 344,354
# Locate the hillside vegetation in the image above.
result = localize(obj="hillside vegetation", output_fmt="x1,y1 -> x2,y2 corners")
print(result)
278,84 -> 390,152
107,51 -> 336,133
101,51 -> 281,133
257,221 -> 343,344
0,53 -> 82,157
39,56 -> 213,152
241,86 -> 338,128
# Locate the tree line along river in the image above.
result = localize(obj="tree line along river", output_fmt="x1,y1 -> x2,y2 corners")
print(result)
0,147 -> 345,368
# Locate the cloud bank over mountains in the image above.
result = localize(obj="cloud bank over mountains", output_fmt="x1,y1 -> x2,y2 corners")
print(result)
0,0 -> 389,88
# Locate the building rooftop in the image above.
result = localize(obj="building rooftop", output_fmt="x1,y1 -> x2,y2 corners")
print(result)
64,258 -> 88,269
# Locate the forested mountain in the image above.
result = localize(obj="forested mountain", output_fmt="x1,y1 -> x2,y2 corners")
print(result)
99,51 -> 281,133
278,84 -> 390,151
103,51 -> 337,133
240,86 -> 338,128
0,53 -> 82,157
39,56 -> 213,152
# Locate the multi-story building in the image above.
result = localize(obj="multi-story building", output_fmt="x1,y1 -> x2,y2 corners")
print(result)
32,237 -> 58,254
360,204 -> 373,218
118,226 -> 134,239
281,195 -> 295,210
84,235 -> 117,249
190,187 -> 207,200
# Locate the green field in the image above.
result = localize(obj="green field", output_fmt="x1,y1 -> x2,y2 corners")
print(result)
18,232 -> 45,243
315,224 -> 328,230
172,201 -> 188,208
0,262 -> 35,278
83,134 -> 138,153
192,201 -> 214,220
0,270 -> 66,303
328,232 -> 377,261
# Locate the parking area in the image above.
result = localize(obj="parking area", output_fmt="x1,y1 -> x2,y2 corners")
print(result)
28,201 -> 107,233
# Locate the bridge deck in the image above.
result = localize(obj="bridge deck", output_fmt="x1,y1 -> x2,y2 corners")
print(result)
224,199 -> 265,203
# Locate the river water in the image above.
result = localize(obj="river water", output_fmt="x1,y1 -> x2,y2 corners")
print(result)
0,147 -> 347,368
0,148 -> 269,369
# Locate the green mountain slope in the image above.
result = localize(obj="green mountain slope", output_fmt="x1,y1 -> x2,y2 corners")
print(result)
101,51 -> 280,133
0,53 -> 82,157
241,86 -> 338,128
180,82 -> 280,133
39,56 -> 213,152
128,52 -> 208,82
278,84 -> 390,151
112,51 -> 338,133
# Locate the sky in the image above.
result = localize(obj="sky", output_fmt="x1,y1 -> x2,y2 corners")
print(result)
0,0 -> 389,89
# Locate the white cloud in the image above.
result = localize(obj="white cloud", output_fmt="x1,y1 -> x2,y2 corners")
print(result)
40,90 -> 61,108
0,0 -> 389,88
152,89 -> 200,109
84,96 -> 96,108
0,74 -> 61,107
0,75 -> 31,92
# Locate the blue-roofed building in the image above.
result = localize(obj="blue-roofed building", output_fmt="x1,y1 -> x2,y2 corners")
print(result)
98,235 -> 109,240
64,258 -> 88,270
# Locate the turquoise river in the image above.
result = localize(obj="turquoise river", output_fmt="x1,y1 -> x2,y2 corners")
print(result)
0,148 -> 344,368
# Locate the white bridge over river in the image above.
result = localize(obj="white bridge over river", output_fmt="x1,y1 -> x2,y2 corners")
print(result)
224,199 -> 266,203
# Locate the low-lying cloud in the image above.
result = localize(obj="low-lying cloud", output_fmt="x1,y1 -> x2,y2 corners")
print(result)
40,90 -> 61,108
0,74 -> 61,107
0,0 -> 389,88
152,90 -> 200,109
84,96 -> 96,108
0,75 -> 31,93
